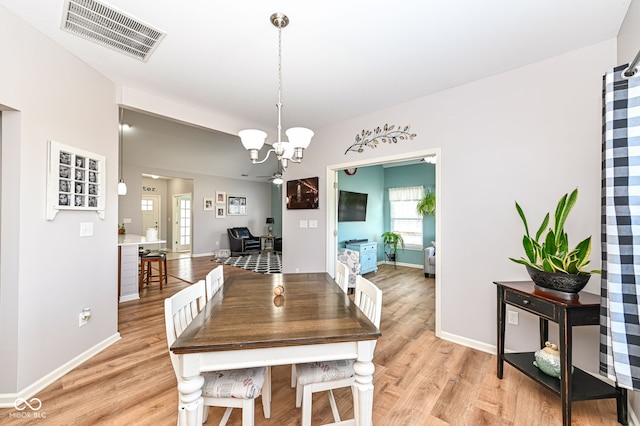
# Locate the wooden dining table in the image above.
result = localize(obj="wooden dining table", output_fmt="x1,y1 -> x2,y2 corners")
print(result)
171,272 -> 381,426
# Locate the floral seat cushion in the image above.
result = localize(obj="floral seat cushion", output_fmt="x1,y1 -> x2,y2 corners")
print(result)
296,359 -> 355,385
202,367 -> 266,399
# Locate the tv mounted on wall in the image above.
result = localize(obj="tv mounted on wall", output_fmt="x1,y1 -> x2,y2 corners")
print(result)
338,190 -> 368,222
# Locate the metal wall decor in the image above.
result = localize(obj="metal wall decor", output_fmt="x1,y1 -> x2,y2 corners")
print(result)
345,123 -> 417,154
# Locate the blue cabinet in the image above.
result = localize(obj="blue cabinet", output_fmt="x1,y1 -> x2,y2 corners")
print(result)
346,242 -> 378,275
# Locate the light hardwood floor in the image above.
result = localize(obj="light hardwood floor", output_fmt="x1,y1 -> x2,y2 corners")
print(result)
0,258 -> 620,425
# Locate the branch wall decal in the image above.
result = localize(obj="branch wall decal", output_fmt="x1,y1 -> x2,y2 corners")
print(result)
345,123 -> 416,154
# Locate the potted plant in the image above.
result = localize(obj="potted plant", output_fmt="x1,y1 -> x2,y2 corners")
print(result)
381,231 -> 405,266
416,188 -> 436,216
509,188 -> 600,294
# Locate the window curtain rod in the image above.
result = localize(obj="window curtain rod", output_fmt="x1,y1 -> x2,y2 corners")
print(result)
623,49 -> 640,77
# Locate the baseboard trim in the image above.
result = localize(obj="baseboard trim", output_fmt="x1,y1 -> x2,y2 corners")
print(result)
378,260 -> 423,269
0,332 -> 121,408
438,330 -> 496,355
119,294 -> 140,303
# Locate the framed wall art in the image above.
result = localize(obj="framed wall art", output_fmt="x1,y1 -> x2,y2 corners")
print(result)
286,177 -> 319,209
227,195 -> 247,215
204,198 -> 215,210
46,140 -> 106,220
216,206 -> 226,218
216,191 -> 226,204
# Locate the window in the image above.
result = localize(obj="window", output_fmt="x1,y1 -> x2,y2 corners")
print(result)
141,199 -> 153,211
388,186 -> 423,249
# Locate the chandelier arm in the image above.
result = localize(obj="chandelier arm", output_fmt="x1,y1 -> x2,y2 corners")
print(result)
252,148 -> 276,164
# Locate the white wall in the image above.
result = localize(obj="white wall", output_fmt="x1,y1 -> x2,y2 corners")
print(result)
280,39 -> 616,374
0,6 -> 118,396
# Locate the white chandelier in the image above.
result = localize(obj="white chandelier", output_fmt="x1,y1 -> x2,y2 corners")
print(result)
238,13 -> 313,170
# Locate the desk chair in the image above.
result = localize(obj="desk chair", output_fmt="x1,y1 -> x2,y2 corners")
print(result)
294,275 -> 382,426
164,280 -> 271,425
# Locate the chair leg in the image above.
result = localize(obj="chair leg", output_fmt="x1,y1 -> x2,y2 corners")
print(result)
158,259 -> 164,290
296,380 -> 303,408
241,399 -> 255,426
291,364 -> 297,388
301,384 -> 313,426
262,366 -> 271,419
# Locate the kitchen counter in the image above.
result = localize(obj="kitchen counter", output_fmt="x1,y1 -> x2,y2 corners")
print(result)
118,234 -> 166,302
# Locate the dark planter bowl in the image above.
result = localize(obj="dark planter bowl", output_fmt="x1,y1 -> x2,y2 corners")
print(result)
525,266 -> 591,294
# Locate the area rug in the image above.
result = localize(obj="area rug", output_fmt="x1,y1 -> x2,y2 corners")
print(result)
216,252 -> 282,274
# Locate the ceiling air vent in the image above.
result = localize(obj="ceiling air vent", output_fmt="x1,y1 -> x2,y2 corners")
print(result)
61,0 -> 166,62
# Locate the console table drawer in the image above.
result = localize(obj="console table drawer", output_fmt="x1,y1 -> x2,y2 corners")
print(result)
505,291 -> 556,320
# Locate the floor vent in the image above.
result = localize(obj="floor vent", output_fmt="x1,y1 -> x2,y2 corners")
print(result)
61,0 -> 166,62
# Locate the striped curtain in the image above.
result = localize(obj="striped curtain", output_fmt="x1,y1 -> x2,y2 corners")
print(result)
600,64 -> 640,390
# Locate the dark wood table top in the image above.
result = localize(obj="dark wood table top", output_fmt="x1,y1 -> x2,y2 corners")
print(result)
171,272 -> 381,354
494,280 -> 600,307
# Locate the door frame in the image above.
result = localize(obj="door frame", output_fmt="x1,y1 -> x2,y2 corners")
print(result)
326,147 -> 442,337
172,193 -> 192,253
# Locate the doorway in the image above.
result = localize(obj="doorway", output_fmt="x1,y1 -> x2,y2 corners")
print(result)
141,194 -> 161,239
172,193 -> 192,253
326,148 -> 441,336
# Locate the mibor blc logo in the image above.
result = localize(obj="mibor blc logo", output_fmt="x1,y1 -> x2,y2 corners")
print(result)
10,397 -> 47,419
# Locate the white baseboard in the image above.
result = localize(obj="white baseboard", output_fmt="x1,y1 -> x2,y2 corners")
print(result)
378,260 -> 423,269
119,294 -> 139,303
0,333 -> 121,408
438,330 -> 496,355
192,251 -> 214,258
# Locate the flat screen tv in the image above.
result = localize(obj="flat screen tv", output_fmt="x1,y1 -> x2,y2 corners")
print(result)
338,190 -> 368,222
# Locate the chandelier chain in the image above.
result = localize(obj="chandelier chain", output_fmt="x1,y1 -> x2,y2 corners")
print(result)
277,24 -> 283,145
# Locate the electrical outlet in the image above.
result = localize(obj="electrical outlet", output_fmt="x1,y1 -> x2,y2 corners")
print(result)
79,312 -> 88,327
508,311 -> 519,325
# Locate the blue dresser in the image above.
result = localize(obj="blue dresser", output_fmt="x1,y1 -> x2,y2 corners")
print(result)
345,241 -> 378,275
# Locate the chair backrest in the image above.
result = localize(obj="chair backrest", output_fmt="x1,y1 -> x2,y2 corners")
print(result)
354,275 -> 382,328
205,265 -> 224,301
164,280 -> 206,377
335,261 -> 349,293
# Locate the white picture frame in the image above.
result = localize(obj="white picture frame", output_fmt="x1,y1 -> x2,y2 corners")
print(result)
216,206 -> 226,218
216,191 -> 226,204
46,140 -> 105,220
204,197 -> 215,210
227,195 -> 247,216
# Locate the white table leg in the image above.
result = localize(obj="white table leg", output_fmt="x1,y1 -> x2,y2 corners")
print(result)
353,342 -> 375,426
177,373 -> 204,426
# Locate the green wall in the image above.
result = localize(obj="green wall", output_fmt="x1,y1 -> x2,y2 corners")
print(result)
337,162 -> 435,267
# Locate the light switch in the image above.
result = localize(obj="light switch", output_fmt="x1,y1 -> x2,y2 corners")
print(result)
123,218 -> 132,224
299,220 -> 308,228
309,220 -> 318,228
80,222 -> 93,237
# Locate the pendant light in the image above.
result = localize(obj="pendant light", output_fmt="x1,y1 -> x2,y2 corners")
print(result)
117,107 -> 127,196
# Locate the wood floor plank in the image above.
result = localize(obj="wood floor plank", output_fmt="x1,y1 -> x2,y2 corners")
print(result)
0,260 -> 621,425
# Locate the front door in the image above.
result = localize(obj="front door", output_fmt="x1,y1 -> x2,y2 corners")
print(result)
141,195 -> 161,239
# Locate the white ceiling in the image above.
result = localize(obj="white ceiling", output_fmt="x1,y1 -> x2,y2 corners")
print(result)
0,0 -> 633,179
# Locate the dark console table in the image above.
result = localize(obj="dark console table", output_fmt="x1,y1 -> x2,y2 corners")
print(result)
495,280 -> 627,426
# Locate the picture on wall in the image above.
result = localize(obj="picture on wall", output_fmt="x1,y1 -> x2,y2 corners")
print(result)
216,206 -> 226,218
227,195 -> 247,215
286,177 -> 319,209
204,198 -> 215,210
47,140 -> 105,220
216,191 -> 226,204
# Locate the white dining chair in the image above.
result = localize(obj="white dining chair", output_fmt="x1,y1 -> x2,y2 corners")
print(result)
164,280 -> 271,425
205,264 -> 225,302
335,261 -> 350,293
294,275 -> 382,426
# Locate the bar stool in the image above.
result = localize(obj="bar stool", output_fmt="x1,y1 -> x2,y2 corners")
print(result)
139,250 -> 167,291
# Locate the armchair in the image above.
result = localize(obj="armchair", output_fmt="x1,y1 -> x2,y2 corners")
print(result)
424,246 -> 435,278
227,227 -> 261,255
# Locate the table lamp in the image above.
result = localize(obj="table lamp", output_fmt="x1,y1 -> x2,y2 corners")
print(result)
266,217 -> 274,235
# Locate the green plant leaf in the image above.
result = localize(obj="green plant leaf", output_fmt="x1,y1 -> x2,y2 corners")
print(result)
522,236 -> 536,263
515,202 -> 530,238
534,213 -> 550,242
553,188 -> 578,246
